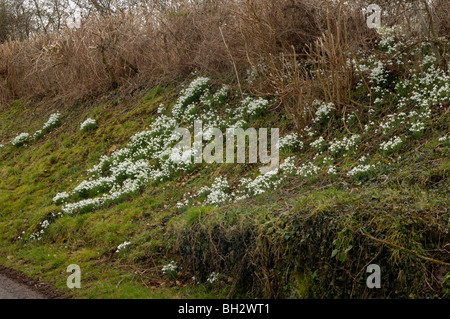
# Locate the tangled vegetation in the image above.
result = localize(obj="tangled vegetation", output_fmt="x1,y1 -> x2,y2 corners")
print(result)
0,0 -> 449,299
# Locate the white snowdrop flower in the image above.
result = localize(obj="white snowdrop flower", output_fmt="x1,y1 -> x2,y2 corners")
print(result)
116,241 -> 132,253
380,136 -> 403,153
42,112 -> 61,131
198,176 -> 231,205
376,25 -> 404,54
369,61 -> 387,89
347,164 -> 376,179
48,77 -> 300,216
347,57 -> 370,72
312,100 -> 335,123
278,133 -> 303,151
34,112 -> 61,139
279,156 -> 297,175
310,136 -> 325,151
345,113 -> 357,126
157,104 -> 166,114
33,130 -> 43,139
62,197 -> 104,214
212,85 -> 229,103
11,133 -> 30,147
303,126 -> 315,137
238,97 -> 269,117
41,220 -> 50,229
296,162 -> 320,178
374,97 -> 382,104
329,135 -> 360,155
176,199 -> 190,209
162,261 -> 177,274
379,113 -> 407,134
409,121 -> 425,135
238,169 -> 281,198
207,272 -> 219,284
172,77 -> 210,120
421,54 -> 437,68
327,166 -> 337,175
53,192 -> 70,205
80,118 -> 97,131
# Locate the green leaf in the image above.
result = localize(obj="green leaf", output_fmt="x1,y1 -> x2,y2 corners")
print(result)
331,249 -> 338,258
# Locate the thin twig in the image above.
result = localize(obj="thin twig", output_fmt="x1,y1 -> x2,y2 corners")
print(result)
219,25 -> 243,99
360,229 -> 450,267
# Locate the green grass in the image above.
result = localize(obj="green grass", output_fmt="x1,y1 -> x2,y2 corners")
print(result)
0,72 -> 448,299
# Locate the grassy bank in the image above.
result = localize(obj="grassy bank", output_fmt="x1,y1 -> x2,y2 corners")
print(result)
0,8 -> 449,298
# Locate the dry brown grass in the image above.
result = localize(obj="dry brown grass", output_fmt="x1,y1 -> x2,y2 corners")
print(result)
0,0 -> 447,126
0,0 -> 337,107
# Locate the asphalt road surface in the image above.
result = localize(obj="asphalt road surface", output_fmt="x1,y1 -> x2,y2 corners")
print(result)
0,273 -> 45,299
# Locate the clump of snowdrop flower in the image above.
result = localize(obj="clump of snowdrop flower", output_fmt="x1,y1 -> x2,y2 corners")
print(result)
197,176 -> 231,206
116,241 -> 132,253
62,197 -> 104,215
212,85 -> 230,104
345,113 -> 358,128
358,156 -> 369,164
369,60 -> 389,101
327,165 -> 337,176
157,104 -> 166,114
409,121 -> 425,138
72,176 -> 116,198
43,112 -> 61,129
378,113 -> 407,135
53,192 -> 69,205
312,100 -> 335,124
45,62 -> 446,240
296,162 -> 320,178
310,136 -> 326,152
376,25 -> 404,54
172,77 -> 210,121
28,219 -> 51,241
41,220 -> 50,229
162,261 -> 178,280
278,133 -> 303,151
380,136 -> 403,154
409,56 -> 449,109
438,135 -> 450,146
279,156 -> 297,175
207,272 -> 219,284
162,261 -> 177,274
176,198 -> 190,209
238,97 -> 269,118
11,133 -> 30,147
80,118 -> 97,131
50,77 -> 272,217
347,164 -> 376,181
237,169 -> 281,198
34,112 -> 61,139
328,135 -> 360,156
303,126 -> 315,137
319,156 -> 333,166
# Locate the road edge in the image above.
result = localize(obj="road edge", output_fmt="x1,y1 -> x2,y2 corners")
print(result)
0,265 -> 69,299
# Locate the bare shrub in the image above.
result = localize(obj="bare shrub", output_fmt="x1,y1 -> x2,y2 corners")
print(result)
0,0 -> 446,122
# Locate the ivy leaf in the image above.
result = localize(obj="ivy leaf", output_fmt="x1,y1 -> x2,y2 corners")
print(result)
331,249 -> 338,258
